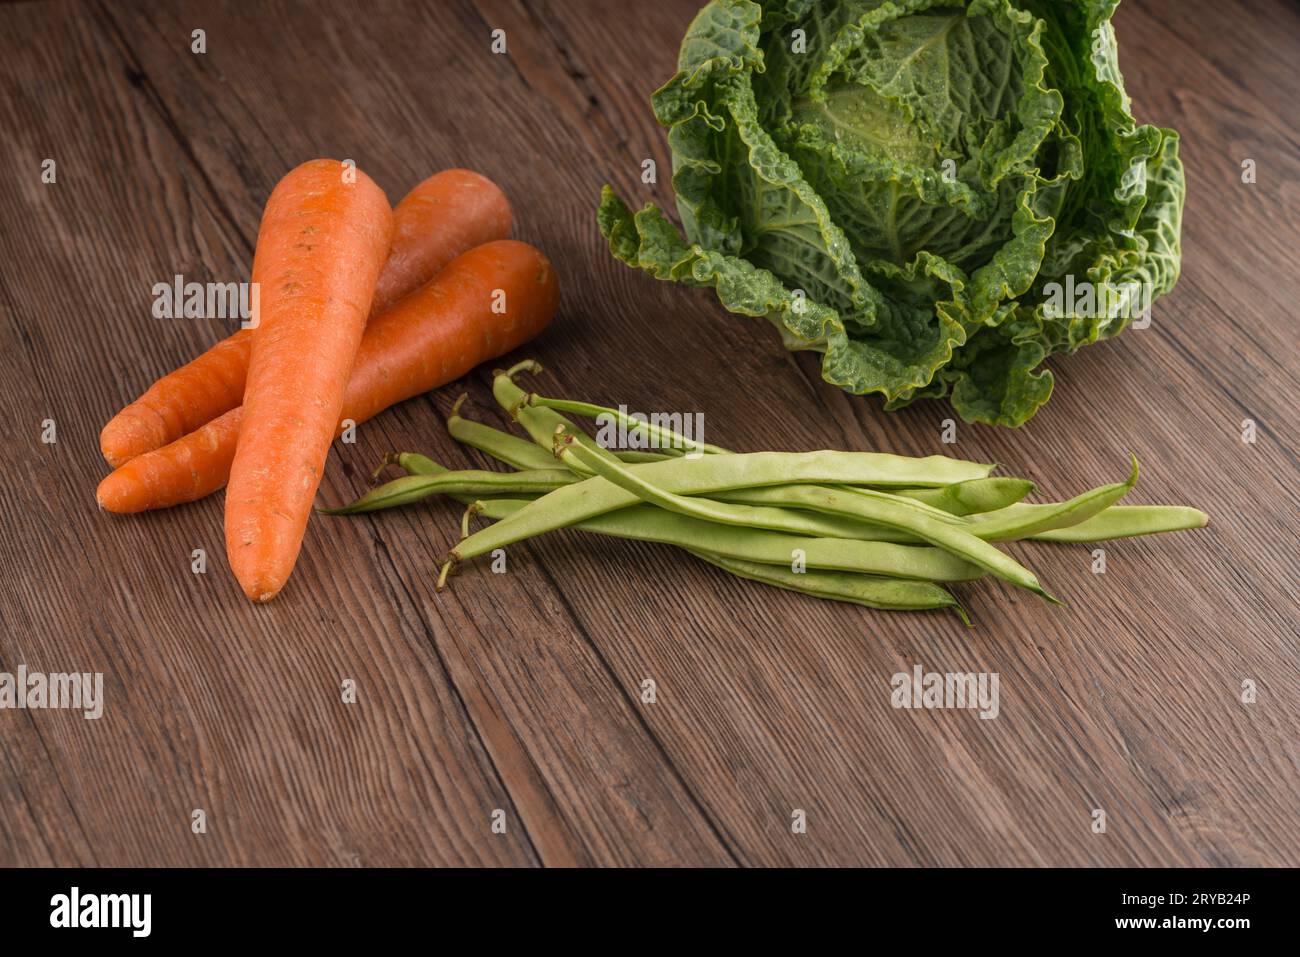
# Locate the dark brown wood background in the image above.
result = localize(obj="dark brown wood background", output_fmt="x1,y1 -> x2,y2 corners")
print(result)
1,0 -> 1296,867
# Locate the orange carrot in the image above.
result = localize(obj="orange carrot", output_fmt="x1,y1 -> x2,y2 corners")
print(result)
99,168 -> 511,467
225,159 -> 393,602
98,410 -> 242,513
97,240 -> 559,514
371,168 -> 512,315
98,332 -> 254,470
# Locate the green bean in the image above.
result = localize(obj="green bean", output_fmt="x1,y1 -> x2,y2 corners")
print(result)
653,482 -> 949,542
719,490 -> 925,538
354,364 -> 1213,618
380,464 -> 539,514
524,394 -> 729,456
622,446 -> 990,491
397,438 -> 964,546
614,450 -> 676,464
1013,504 -> 1209,542
712,478 -> 1003,539
966,457 -> 1139,541
491,367 -> 675,468
464,496 -> 979,581
553,432 -> 1057,601
711,483 -> 968,527
461,498 -> 970,619
494,363 -> 992,489
475,493 -> 889,542
493,362 -> 612,476
448,398 -> 673,471
470,496 -> 1206,540
720,464 -> 1143,547
371,451 -> 445,482
447,393 -> 558,471
719,473 -> 1178,547
471,497 -> 538,520
374,442 -> 1166,584
895,477 -> 1036,515
342,362 -> 1212,620
449,438 -> 1001,573
365,450 -> 915,545
712,488 -> 903,539
449,391 -> 973,538
494,363 -> 986,488
685,552 -> 970,622
319,467 -> 573,515
449,445 -> 992,558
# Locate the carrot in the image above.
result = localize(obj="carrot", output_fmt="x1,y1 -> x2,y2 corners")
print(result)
97,410 -> 242,513
96,240 -> 558,514
225,159 -> 393,602
97,328 -> 254,468
99,168 -> 511,467
370,168 -> 512,315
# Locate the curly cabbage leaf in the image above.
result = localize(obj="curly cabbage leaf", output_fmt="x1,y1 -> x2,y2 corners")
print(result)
599,0 -> 1185,426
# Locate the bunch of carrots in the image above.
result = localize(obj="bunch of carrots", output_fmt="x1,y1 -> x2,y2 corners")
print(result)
97,161 -> 559,602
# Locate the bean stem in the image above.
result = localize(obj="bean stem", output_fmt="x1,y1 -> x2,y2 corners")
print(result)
493,365 -> 612,475
524,394 -> 728,456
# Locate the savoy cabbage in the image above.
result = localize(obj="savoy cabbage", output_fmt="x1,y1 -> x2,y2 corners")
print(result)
598,0 -> 1185,425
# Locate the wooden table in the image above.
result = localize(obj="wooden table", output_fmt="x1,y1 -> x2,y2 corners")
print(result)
1,0 -> 1296,867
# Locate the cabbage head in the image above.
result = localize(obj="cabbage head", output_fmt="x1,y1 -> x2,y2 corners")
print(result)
598,0 -> 1185,426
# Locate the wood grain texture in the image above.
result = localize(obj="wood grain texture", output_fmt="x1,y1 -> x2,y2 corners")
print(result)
0,0 -> 1296,867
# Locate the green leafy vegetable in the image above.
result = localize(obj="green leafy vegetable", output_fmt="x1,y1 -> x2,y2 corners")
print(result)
598,0 -> 1185,425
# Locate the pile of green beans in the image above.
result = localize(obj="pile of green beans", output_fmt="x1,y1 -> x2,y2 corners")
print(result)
322,361 -> 1210,623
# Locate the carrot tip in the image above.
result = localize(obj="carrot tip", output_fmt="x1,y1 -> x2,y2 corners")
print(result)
245,581 -> 281,602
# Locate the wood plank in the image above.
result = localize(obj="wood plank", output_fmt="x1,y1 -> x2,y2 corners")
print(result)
0,0 -> 537,868
0,0 -> 737,867
444,0 -> 1300,865
1124,0 -> 1300,137
1115,1 -> 1300,458
0,0 -> 1296,867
